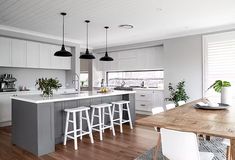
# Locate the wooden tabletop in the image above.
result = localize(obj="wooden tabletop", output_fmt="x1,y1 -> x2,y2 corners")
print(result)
136,99 -> 235,139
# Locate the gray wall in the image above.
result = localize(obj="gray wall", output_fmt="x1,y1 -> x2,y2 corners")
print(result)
163,35 -> 203,101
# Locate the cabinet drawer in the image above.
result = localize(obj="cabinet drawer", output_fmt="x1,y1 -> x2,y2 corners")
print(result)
135,100 -> 152,111
136,92 -> 153,101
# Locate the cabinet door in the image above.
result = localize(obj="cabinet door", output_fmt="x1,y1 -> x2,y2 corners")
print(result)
50,45 -> 62,69
0,94 -> 12,122
61,47 -> 72,70
39,43 -> 51,68
11,39 -> 27,67
26,41 -> 40,68
0,37 -> 11,67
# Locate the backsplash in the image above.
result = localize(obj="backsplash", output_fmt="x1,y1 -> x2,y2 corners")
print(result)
0,67 -> 66,91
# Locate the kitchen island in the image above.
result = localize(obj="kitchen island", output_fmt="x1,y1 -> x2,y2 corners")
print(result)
11,90 -> 135,156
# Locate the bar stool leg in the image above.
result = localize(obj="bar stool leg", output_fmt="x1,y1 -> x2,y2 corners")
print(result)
80,111 -> 83,140
102,108 -> 105,133
63,112 -> 69,145
119,104 -> 123,133
73,112 -> 78,150
91,108 -> 95,128
85,110 -> 94,144
108,106 -> 115,136
110,104 -> 115,131
126,103 -> 133,129
98,108 -> 103,140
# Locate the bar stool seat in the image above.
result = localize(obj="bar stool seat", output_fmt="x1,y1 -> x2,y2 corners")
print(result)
90,103 -> 115,141
111,100 -> 133,133
63,106 -> 94,150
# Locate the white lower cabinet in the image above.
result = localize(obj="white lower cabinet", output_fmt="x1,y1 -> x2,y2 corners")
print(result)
133,88 -> 164,113
0,94 -> 13,123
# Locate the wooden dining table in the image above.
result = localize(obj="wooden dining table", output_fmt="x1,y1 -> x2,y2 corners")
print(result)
136,99 -> 235,160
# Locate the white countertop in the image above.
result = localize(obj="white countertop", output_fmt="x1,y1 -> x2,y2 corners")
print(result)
132,87 -> 164,91
11,90 -> 136,104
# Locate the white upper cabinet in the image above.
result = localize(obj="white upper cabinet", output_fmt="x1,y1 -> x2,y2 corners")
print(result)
26,41 -> 40,68
50,45 -> 71,70
39,43 -> 52,69
0,37 -> 11,67
50,45 -> 62,69
11,39 -> 27,67
0,36 -> 72,70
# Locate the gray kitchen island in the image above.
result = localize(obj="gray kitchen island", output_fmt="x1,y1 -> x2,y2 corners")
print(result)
11,90 -> 135,156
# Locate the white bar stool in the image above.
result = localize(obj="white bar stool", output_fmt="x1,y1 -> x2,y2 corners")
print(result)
90,103 -> 115,141
111,100 -> 133,133
63,107 -> 94,150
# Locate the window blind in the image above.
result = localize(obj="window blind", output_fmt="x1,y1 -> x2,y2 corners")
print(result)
204,31 -> 235,103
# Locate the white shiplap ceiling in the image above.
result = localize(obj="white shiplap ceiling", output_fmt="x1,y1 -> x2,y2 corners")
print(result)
0,0 -> 235,49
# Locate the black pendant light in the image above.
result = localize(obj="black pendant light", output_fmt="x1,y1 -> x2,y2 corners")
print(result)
79,20 -> 95,59
100,26 -> 113,61
54,12 -> 72,57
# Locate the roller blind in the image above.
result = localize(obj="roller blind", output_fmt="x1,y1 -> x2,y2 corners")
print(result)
203,31 -> 235,103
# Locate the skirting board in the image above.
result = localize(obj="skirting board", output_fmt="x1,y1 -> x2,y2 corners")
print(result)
0,121 -> 11,127
136,110 -> 152,115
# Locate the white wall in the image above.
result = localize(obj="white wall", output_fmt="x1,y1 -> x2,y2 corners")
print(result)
163,35 -> 203,101
0,67 -> 66,90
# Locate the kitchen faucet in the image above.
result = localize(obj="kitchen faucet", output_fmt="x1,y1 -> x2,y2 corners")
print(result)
72,73 -> 80,92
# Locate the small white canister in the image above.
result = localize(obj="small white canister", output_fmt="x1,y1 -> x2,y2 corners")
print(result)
221,87 -> 232,105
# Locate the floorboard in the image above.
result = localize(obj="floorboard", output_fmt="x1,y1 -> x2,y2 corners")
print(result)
0,114 -> 158,160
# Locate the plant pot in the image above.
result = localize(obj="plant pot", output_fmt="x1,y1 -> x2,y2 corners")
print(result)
221,87 -> 232,105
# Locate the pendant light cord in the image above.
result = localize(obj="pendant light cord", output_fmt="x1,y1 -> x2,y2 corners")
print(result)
62,14 -> 65,45
106,27 -> 108,53
86,21 -> 89,49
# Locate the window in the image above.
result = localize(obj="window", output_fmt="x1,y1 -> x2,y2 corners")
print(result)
107,70 -> 164,88
203,31 -> 235,103
80,72 -> 89,87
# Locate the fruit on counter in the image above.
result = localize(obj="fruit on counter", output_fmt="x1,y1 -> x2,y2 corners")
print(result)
100,87 -> 109,93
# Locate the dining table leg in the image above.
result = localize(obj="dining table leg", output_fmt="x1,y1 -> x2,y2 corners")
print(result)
231,139 -> 235,160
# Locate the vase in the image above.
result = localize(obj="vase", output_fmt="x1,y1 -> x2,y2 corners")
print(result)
221,87 -> 232,105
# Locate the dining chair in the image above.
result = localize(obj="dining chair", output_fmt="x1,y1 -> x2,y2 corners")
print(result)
223,139 -> 231,160
160,128 -> 214,160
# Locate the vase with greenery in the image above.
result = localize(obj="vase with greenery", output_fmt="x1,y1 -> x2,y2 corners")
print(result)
207,80 -> 231,104
165,80 -> 189,106
35,78 -> 62,97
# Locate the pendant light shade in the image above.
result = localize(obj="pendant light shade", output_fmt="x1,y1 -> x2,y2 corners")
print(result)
54,12 -> 72,57
100,26 -> 113,61
79,20 -> 95,59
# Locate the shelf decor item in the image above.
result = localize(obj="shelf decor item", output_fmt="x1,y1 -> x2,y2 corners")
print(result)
165,80 -> 189,106
207,80 -> 231,104
35,78 -> 62,97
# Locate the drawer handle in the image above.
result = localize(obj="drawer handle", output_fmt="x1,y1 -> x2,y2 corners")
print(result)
140,95 -> 145,97
140,104 -> 146,106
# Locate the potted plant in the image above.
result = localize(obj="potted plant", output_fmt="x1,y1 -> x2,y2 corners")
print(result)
165,80 -> 189,106
207,80 -> 231,104
35,78 -> 62,97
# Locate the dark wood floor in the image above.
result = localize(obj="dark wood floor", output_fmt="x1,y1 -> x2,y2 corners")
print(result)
0,114 -> 158,160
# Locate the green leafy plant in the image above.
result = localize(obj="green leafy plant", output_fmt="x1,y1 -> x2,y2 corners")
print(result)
207,80 -> 231,93
35,78 -> 62,97
165,80 -> 189,106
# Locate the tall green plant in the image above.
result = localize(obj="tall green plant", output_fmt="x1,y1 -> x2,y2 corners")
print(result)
207,80 -> 231,93
35,78 -> 62,97
165,80 -> 189,106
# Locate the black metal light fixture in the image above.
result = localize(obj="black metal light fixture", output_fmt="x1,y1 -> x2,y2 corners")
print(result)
54,12 -> 72,57
100,26 -> 113,61
79,20 -> 95,59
